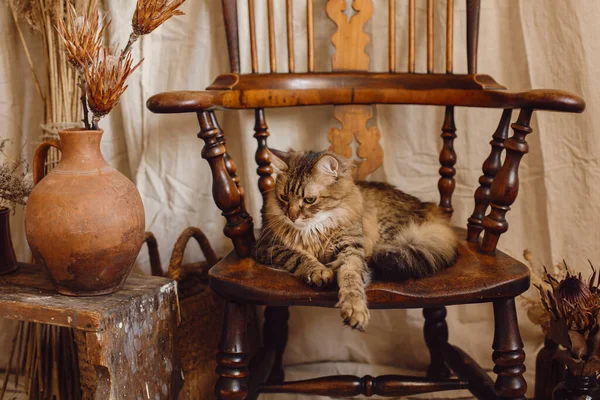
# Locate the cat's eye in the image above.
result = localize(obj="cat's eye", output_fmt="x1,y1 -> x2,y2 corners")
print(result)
279,194 -> 289,202
304,197 -> 317,204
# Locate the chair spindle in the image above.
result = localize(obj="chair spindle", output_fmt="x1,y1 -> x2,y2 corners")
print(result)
389,0 -> 396,72
287,0 -> 295,72
197,111 -> 255,257
467,109 -> 512,242
307,0 -> 315,72
408,0 -> 415,73
481,109 -> 534,253
438,106 -> 457,215
211,113 -> 249,219
427,0 -> 434,73
466,0 -> 481,74
248,0 -> 258,73
267,0 -> 277,73
446,0 -> 454,73
254,108 -> 274,210
221,0 -> 240,73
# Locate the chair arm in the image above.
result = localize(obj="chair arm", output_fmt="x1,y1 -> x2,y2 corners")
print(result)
147,75 -> 585,114
146,90 -> 225,113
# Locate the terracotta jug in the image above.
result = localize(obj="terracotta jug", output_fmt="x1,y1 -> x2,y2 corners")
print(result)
25,129 -> 145,296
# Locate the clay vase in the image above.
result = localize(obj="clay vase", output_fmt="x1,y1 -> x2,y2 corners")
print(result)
0,208 -> 18,275
25,129 -> 145,296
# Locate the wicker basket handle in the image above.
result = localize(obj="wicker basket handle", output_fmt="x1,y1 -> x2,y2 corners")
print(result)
143,232 -> 163,277
168,227 -> 218,281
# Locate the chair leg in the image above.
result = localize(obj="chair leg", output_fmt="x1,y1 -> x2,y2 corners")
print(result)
264,306 -> 290,384
216,302 -> 250,400
492,298 -> 527,399
423,307 -> 451,379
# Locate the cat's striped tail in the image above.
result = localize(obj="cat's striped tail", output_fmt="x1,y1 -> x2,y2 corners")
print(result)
369,217 -> 458,281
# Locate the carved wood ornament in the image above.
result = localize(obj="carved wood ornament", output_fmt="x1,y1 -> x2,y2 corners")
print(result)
326,0 -> 383,180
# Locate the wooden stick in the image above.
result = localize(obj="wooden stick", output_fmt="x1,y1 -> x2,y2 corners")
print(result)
51,327 -> 60,398
0,323 -> 21,399
427,0 -> 433,73
446,0 -> 454,73
14,322 -> 24,386
389,0 -> 396,72
307,0 -> 315,72
36,324 -> 43,393
286,0 -> 295,72
408,0 -> 415,73
248,0 -> 258,73
267,0 -> 277,72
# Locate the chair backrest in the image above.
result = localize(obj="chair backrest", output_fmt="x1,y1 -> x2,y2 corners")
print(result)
191,0 -> 576,259
221,0 -> 481,75
220,0 -> 481,214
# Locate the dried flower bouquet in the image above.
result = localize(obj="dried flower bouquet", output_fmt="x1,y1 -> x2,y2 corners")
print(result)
0,140 -> 32,212
537,262 -> 600,377
55,0 -> 187,130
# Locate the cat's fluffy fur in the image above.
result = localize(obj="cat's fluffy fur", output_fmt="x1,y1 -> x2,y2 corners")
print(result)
252,149 -> 458,330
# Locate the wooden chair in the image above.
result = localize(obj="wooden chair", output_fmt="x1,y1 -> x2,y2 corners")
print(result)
147,1 -> 585,398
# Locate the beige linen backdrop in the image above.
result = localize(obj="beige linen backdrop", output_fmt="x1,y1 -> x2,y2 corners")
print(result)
1,0 -> 599,398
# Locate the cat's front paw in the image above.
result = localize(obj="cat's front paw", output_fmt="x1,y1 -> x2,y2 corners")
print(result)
306,267 -> 335,288
337,296 -> 370,331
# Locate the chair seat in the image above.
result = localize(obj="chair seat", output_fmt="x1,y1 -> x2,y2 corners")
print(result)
208,228 -> 530,309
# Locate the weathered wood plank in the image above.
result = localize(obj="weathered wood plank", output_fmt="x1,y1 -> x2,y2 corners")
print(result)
0,263 -> 176,332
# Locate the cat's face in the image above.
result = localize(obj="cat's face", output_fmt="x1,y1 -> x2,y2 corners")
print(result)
267,150 -> 349,229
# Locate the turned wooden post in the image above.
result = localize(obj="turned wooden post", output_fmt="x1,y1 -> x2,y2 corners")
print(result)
438,106 -> 457,215
481,109 -> 533,253
254,108 -> 275,212
216,302 -> 250,400
212,112 -> 250,220
197,111 -> 254,257
423,307 -> 451,379
264,306 -> 290,384
467,109 -> 512,242
492,298 -> 527,399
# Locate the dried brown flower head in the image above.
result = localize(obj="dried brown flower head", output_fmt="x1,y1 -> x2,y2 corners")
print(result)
132,0 -> 186,36
538,262 -> 600,376
56,5 -> 109,68
85,48 -> 143,126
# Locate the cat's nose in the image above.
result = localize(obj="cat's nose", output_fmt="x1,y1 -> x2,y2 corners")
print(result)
288,208 -> 300,222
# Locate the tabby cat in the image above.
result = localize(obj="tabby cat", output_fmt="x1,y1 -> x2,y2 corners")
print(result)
252,149 -> 458,330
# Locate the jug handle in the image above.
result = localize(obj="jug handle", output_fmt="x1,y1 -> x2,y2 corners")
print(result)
33,140 -> 62,185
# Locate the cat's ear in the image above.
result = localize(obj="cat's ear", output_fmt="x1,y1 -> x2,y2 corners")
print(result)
314,155 -> 339,177
268,148 -> 290,172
